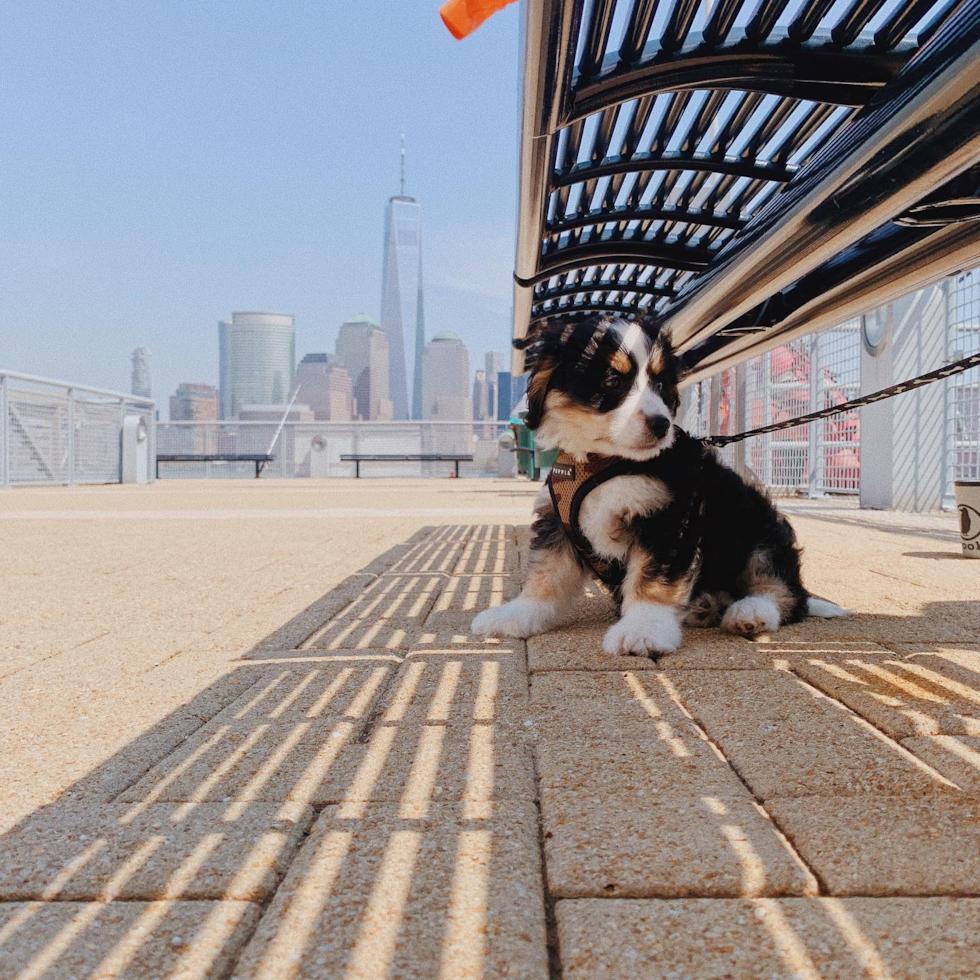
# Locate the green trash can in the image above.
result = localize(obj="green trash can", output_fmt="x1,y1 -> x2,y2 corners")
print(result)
510,414 -> 556,481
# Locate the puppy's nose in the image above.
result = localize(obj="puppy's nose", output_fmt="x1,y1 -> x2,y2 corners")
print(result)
645,414 -> 671,439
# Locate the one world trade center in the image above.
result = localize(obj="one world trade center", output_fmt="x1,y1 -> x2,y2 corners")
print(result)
380,137 -> 425,420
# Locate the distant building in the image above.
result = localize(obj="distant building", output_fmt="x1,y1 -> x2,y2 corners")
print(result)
293,353 -> 353,421
131,348 -> 151,399
379,139 -> 425,420
336,316 -> 393,420
219,312 -> 295,418
496,370 -> 528,421
218,320 -> 232,418
485,351 -> 507,418
472,370 -> 490,420
421,332 -> 471,421
238,403 -> 314,424
170,383 -> 219,422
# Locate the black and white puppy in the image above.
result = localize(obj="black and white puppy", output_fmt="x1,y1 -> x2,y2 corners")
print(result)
472,315 -> 845,658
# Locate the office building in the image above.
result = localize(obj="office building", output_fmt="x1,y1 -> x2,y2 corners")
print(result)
237,403 -> 314,424
485,351 -> 507,418
218,320 -> 232,418
170,383 -> 219,422
379,138 -> 424,419
473,370 -> 490,420
293,353 -> 353,421
336,316 -> 393,420
131,348 -> 151,399
496,370 -> 528,421
421,332 -> 471,421
219,312 -> 295,418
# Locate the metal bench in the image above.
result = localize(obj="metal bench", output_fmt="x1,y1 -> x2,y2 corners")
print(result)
512,0 -> 980,380
340,453 -> 474,478
156,453 -> 274,479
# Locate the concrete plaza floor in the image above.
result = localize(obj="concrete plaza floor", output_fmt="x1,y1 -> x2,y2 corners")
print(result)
0,478 -> 978,978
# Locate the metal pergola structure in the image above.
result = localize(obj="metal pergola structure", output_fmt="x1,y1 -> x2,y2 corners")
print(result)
513,0 -> 980,382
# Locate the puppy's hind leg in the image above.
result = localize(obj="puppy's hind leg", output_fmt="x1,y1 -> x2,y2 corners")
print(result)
722,548 -> 807,637
472,499 -> 588,638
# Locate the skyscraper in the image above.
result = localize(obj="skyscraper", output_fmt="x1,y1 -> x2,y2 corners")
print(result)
421,332 -> 471,421
294,353 -> 353,421
379,137 -> 424,420
218,320 -> 232,418
131,348 -> 151,399
219,312 -> 295,418
170,383 -> 219,422
336,316 -> 393,420
485,350 -> 507,418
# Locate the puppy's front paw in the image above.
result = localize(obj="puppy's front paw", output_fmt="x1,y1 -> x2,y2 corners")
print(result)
471,598 -> 559,639
722,595 -> 780,637
602,604 -> 682,658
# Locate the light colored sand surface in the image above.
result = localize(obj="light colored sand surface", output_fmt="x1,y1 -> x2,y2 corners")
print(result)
2,480 -> 979,978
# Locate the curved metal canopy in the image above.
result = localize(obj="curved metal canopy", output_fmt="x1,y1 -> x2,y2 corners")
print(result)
512,0 -> 980,379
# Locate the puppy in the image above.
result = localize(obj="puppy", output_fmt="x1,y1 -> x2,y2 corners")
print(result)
472,315 -> 845,657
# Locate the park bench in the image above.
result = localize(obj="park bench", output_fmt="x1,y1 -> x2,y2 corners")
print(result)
340,453 -> 473,478
156,453 -> 274,479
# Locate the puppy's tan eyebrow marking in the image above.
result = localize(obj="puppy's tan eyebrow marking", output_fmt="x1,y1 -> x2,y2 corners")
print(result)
647,343 -> 665,377
610,349 -> 632,374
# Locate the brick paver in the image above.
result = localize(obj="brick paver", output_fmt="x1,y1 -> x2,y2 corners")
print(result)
3,495 -> 979,977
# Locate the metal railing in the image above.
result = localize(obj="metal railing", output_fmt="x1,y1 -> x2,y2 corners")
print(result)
0,370 -> 155,487
155,420 -> 512,479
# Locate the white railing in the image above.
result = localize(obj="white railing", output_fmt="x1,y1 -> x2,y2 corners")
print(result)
155,420 -> 512,478
0,370 -> 155,487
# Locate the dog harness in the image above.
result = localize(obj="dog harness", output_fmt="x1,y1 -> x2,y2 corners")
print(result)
547,450 -> 646,586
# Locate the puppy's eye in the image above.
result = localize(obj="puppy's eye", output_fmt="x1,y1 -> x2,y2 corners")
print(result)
604,373 -> 630,390
651,381 -> 663,394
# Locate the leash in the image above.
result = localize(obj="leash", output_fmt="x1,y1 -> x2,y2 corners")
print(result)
702,351 -> 980,448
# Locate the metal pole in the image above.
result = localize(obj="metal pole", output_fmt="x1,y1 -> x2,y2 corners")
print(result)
0,374 -> 8,487
67,388 -> 75,486
808,334 -> 821,498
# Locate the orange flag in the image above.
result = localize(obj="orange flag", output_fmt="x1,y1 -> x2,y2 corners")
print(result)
440,0 -> 519,39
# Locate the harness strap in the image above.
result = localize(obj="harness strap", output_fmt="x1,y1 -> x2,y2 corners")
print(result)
547,451 -> 640,584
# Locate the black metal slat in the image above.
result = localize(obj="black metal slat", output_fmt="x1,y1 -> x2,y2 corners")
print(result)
917,0 -> 970,45
746,0 -> 794,43
786,0 -> 839,42
831,0 -> 890,46
552,120 -> 587,225
873,0 -> 942,49
660,0 -> 700,53
771,103 -> 835,165
578,0 -> 619,81
619,0 -> 662,64
703,0 -> 745,46
707,92 -> 765,159
740,97 -> 800,160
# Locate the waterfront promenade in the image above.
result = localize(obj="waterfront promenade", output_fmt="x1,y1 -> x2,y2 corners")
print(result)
1,479 -> 978,978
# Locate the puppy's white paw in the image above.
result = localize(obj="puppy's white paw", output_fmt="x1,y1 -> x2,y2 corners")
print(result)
602,603 -> 682,658
471,598 -> 560,639
722,595 -> 780,637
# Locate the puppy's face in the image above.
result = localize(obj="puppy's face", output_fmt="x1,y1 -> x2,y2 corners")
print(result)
519,316 -> 680,461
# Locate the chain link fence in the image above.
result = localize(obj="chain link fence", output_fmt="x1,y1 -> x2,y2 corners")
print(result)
1,371 -> 155,487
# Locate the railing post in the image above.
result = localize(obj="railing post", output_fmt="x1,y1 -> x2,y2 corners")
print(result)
67,387 -> 75,486
808,334 -> 821,498
1,374 -> 8,487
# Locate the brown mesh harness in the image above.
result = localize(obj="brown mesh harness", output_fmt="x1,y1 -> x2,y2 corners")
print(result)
547,450 -> 645,586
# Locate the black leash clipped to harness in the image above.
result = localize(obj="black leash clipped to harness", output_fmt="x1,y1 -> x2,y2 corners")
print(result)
702,351 -> 980,448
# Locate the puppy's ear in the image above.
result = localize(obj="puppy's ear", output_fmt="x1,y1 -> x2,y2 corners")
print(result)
513,323 -> 564,430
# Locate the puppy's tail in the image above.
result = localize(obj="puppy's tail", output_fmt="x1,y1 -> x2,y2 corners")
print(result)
806,595 -> 848,618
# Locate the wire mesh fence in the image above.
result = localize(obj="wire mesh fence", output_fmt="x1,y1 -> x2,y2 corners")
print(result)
1,371 -> 155,486
946,268 -> 980,489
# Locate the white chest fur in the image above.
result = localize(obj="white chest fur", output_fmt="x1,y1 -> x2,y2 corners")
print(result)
577,475 -> 672,561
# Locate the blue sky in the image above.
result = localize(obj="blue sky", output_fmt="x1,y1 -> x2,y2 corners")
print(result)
0,0 -> 520,403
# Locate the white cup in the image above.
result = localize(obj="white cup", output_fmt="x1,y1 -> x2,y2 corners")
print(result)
955,481 -> 980,558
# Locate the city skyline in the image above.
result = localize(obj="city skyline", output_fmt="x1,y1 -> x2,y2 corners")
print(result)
1,2 -> 520,409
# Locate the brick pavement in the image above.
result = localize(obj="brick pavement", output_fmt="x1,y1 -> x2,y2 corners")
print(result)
1,504 -> 979,978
